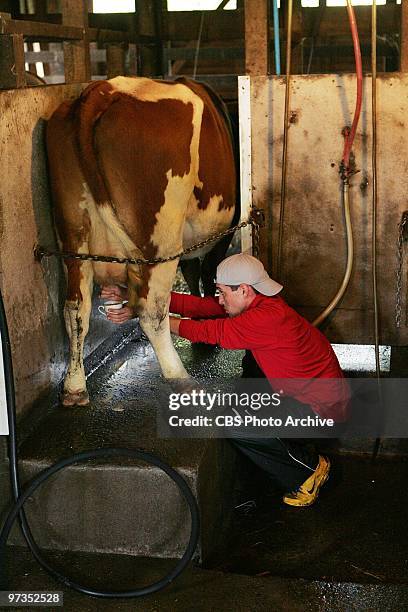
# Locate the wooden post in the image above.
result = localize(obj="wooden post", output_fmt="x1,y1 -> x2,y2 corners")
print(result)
244,0 -> 268,75
106,42 -> 126,78
62,0 -> 90,82
135,0 -> 156,76
0,33 -> 26,88
153,0 -> 163,76
401,0 -> 408,72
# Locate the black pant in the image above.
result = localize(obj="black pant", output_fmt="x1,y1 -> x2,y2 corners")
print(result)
232,351 -> 320,492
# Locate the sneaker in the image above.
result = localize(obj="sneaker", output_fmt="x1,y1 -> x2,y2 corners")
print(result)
283,455 -> 331,507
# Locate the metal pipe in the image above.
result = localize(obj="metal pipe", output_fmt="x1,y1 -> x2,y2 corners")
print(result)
272,0 -> 281,76
193,11 -> 205,80
276,0 -> 293,279
371,0 -> 380,379
371,0 -> 382,460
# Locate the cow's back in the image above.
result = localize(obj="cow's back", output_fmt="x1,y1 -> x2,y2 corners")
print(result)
47,76 -> 236,281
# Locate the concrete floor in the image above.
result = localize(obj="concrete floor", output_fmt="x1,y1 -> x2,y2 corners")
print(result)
5,547 -> 408,612
4,332 -> 408,610
209,454 -> 408,584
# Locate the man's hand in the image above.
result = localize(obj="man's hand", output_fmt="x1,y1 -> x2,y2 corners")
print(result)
107,306 -> 134,324
100,285 -> 128,302
169,316 -> 181,336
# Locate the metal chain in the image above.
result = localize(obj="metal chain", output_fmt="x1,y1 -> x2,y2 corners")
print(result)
395,211 -> 408,328
252,214 -> 261,258
35,207 -> 265,267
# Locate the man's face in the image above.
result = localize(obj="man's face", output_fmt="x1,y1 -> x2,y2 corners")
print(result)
216,284 -> 247,317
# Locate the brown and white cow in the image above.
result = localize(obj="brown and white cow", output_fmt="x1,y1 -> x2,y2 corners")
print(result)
46,76 -> 237,406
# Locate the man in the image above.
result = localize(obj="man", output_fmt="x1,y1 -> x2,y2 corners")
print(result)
102,253 -> 350,507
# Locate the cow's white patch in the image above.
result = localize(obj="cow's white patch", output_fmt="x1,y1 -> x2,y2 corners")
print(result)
109,76 -> 201,110
137,170 -> 196,379
182,194 -> 234,260
78,184 -> 143,286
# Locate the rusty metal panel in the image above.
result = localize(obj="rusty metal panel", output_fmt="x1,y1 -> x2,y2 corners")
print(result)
249,74 -> 408,345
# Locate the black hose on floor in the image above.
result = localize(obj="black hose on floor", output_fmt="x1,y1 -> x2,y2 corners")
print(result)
0,289 -> 200,598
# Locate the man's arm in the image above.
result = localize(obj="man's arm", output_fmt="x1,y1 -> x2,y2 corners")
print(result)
169,316 -> 181,335
170,292 -> 226,319
99,287 -> 226,325
175,308 -> 274,350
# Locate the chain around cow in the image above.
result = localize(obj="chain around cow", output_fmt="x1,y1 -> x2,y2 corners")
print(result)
35,207 -> 265,267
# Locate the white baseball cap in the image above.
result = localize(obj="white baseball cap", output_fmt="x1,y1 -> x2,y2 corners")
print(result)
216,253 -> 283,296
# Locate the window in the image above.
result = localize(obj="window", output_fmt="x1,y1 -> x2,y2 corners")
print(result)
303,0 -> 394,5
93,0 -> 135,13
326,0 -> 386,6
167,0 -> 236,10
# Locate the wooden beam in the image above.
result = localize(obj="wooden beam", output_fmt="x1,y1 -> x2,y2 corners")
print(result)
0,33 -> 26,88
88,27 -> 133,43
163,5 -> 397,42
62,0 -> 90,82
401,0 -> 408,71
8,5 -> 400,42
106,42 -> 126,78
0,18 -> 82,39
245,0 -> 268,75
304,5 -> 398,38
135,0 -> 156,75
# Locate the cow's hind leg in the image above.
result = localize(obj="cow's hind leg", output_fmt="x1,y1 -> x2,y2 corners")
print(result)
132,260 -> 189,379
179,258 -> 201,296
201,233 -> 235,296
62,258 -> 93,406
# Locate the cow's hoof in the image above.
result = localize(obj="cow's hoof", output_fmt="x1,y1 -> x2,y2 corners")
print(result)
61,390 -> 90,407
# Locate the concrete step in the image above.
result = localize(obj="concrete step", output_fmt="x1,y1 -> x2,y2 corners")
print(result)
2,336 -> 243,561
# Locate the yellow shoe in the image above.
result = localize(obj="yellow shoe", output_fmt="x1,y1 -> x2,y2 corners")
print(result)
283,455 -> 331,507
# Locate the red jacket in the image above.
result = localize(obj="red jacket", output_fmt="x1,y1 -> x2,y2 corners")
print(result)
170,292 -> 350,422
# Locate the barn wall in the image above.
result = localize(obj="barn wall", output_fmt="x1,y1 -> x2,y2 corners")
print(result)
0,84 -> 114,416
248,73 -> 408,345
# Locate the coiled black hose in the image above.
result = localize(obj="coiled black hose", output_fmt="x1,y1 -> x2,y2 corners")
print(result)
0,289 -> 200,598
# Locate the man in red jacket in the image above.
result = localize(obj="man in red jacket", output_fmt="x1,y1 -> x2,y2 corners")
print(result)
102,253 -> 350,507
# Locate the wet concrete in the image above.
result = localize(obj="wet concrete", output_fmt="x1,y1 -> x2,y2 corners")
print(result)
17,334 -> 243,463
3,332 -> 408,608
3,335 -> 243,560
5,546 -> 408,612
208,454 -> 408,585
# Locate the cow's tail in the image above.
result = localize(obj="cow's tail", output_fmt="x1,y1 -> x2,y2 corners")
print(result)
71,81 -> 145,286
72,80 -> 118,208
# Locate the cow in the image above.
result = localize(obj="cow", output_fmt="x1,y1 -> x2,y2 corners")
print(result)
46,76 -> 237,406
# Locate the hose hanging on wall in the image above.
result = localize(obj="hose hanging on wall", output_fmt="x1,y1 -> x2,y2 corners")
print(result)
276,0 -> 293,279
0,287 -> 200,598
312,0 -> 362,328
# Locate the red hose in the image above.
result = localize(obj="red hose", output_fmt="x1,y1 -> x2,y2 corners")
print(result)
342,0 -> 363,175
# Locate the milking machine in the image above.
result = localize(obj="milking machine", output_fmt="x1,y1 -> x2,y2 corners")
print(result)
0,287 -> 200,598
